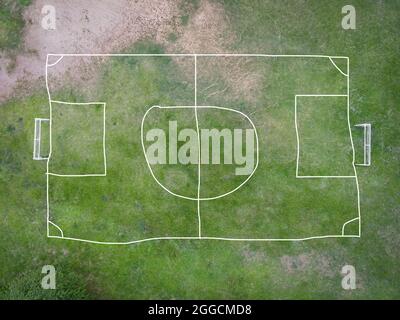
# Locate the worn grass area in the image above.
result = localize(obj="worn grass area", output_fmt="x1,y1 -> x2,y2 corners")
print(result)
0,0 -> 31,50
0,1 -> 399,299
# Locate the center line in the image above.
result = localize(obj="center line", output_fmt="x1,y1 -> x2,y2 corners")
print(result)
194,54 -> 202,238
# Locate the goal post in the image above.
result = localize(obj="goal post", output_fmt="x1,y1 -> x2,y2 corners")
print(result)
33,118 -> 49,160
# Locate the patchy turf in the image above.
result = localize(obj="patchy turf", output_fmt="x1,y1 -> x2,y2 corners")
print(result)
0,0 -> 31,50
0,0 -> 399,299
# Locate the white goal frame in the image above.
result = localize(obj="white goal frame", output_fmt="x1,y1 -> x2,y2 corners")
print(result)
355,123 -> 371,166
33,118 -> 49,160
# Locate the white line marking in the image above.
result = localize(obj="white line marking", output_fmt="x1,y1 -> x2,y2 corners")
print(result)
329,57 -> 349,77
49,221 -> 64,237
194,55 -> 202,238
295,94 -> 348,97
48,53 -> 349,59
342,217 -> 359,236
346,59 -> 362,236
295,96 -> 300,178
47,234 -> 359,245
294,89 -> 361,234
47,101 -> 107,177
46,173 -> 107,177
50,100 -> 106,105
296,176 -> 356,179
140,106 -> 259,201
47,55 -> 64,67
45,55 -> 51,237
295,94 -> 357,178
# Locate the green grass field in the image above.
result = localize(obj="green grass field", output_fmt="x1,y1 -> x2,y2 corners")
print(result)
0,0 -> 31,51
0,0 -> 399,299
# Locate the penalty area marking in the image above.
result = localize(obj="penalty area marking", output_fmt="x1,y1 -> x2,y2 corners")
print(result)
293,92 -> 361,236
44,53 -> 361,244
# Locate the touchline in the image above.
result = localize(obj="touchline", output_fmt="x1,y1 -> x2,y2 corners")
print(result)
144,120 -> 256,175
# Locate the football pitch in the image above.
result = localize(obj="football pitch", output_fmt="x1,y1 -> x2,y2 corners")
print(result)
0,0 -> 399,300
44,54 -> 360,243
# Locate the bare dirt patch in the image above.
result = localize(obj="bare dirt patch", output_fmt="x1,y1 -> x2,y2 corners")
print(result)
0,0 -> 181,102
1,0 -> 265,106
378,226 -> 400,259
280,251 -> 336,277
163,0 -> 235,54
240,245 -> 267,264
162,0 -> 265,105
280,253 -> 311,273
197,57 -> 265,105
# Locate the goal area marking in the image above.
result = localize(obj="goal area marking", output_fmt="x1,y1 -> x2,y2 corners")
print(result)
33,118 -> 49,160
44,53 -> 361,245
45,100 -> 107,177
